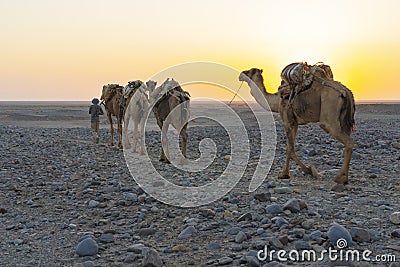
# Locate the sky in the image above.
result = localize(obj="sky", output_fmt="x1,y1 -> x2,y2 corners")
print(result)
1,0 -> 400,101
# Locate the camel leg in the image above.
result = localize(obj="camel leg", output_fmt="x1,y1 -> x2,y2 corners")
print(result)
156,119 -> 169,163
117,119 -> 123,149
320,124 -> 354,184
179,124 -> 188,164
108,113 -> 114,146
124,114 -> 131,149
139,118 -> 146,155
161,122 -> 171,163
132,120 -> 139,153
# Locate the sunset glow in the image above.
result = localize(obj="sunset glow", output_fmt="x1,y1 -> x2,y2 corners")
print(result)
1,0 -> 399,101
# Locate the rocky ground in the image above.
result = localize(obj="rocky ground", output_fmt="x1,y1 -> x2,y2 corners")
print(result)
0,103 -> 399,267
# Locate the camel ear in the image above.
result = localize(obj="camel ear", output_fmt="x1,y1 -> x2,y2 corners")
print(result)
260,69 -> 263,73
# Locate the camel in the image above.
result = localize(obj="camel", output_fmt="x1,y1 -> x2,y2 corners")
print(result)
100,84 -> 125,148
148,78 -> 190,164
239,65 -> 355,184
123,80 -> 154,154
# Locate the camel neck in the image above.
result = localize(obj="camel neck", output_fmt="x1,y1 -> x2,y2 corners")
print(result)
248,78 -> 280,113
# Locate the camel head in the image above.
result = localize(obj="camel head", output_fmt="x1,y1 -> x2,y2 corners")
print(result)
145,80 -> 157,94
239,68 -> 264,84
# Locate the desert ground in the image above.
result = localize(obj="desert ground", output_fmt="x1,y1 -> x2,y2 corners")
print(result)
0,101 -> 399,267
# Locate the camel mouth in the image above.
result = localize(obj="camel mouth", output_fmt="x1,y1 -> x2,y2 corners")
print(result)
238,73 -> 248,82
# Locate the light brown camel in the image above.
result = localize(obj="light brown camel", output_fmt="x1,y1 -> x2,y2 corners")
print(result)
239,66 -> 355,184
148,78 -> 190,164
100,84 -> 125,148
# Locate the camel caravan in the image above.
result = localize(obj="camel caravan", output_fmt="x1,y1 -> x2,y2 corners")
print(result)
100,78 -> 191,163
97,61 -> 355,185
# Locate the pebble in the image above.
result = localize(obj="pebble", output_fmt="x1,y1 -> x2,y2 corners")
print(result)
226,226 -> 243,235
127,243 -> 147,254
235,231 -> 247,243
237,212 -> 252,222
274,187 -> 291,194
283,198 -> 301,213
88,200 -> 99,208
331,184 -> 345,192
271,217 -> 289,228
206,242 -> 221,250
138,228 -> 157,237
350,227 -> 371,242
267,237 -> 283,249
265,204 -> 283,214
123,253 -> 137,264
178,225 -> 197,239
218,256 -> 233,265
391,229 -> 400,238
254,192 -> 271,202
76,238 -> 98,256
246,256 -> 260,267
327,223 -> 353,247
390,212 -> 400,224
142,248 -> 162,267
98,233 -> 113,243
301,219 -> 314,229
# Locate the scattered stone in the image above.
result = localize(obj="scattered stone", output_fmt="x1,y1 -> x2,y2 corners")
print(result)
178,225 -> 196,239
283,198 -> 301,213
294,241 -> 312,250
265,204 -> 283,214
171,244 -> 188,252
254,192 -> 271,202
223,210 -> 234,219
350,227 -> 371,243
235,231 -> 247,243
301,219 -> 314,229
218,256 -> 233,265
237,212 -> 252,222
0,207 -> 7,214
226,227 -> 243,235
327,223 -> 353,247
391,229 -> 400,238
246,256 -> 260,267
127,243 -> 147,254
99,233 -> 113,243
199,208 -> 216,218
310,230 -> 323,241
88,200 -> 99,208
267,237 -> 283,249
274,187 -> 291,194
271,217 -> 289,228
76,238 -> 98,256
142,248 -> 162,267
138,228 -> 157,237
124,253 -> 137,264
206,242 -> 221,250
331,184 -> 345,192
390,212 -> 400,224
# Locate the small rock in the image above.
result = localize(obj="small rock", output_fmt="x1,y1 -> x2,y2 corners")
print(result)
76,238 -> 98,256
142,248 -> 162,267
390,212 -> 400,224
271,217 -> 289,228
331,184 -> 345,192
246,256 -> 260,267
327,223 -> 353,247
254,192 -> 271,202
294,241 -> 312,250
99,233 -> 113,243
238,212 -> 252,222
138,228 -> 156,237
310,230 -> 323,241
308,149 -> 317,156
171,244 -> 188,252
124,253 -> 137,264
235,231 -> 247,243
88,200 -> 99,208
0,207 -> 7,214
206,242 -> 221,250
226,226 -> 243,235
82,261 -> 95,267
301,219 -> 314,230
267,237 -> 283,249
218,256 -> 233,265
283,199 -> 300,213
274,187 -> 291,194
391,229 -> 400,238
350,227 -> 371,243
265,204 -> 283,214
127,243 -> 147,254
223,210 -> 234,219
178,225 -> 196,239
199,208 -> 216,218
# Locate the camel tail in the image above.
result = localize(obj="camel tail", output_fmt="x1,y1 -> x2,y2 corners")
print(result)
340,87 -> 355,135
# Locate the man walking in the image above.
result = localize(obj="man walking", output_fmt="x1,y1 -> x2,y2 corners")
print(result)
89,98 -> 104,143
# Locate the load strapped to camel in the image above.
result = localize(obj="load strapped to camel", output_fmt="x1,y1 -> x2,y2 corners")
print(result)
152,79 -> 191,107
124,80 -> 145,99
101,84 -> 124,103
279,62 -> 334,101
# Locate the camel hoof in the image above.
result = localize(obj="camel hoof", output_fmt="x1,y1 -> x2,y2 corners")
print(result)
278,173 -> 290,179
334,174 -> 348,184
159,158 -> 171,164
309,165 -> 318,178
109,143 -> 114,146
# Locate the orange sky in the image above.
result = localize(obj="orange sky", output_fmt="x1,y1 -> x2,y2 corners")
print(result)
1,0 -> 399,101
